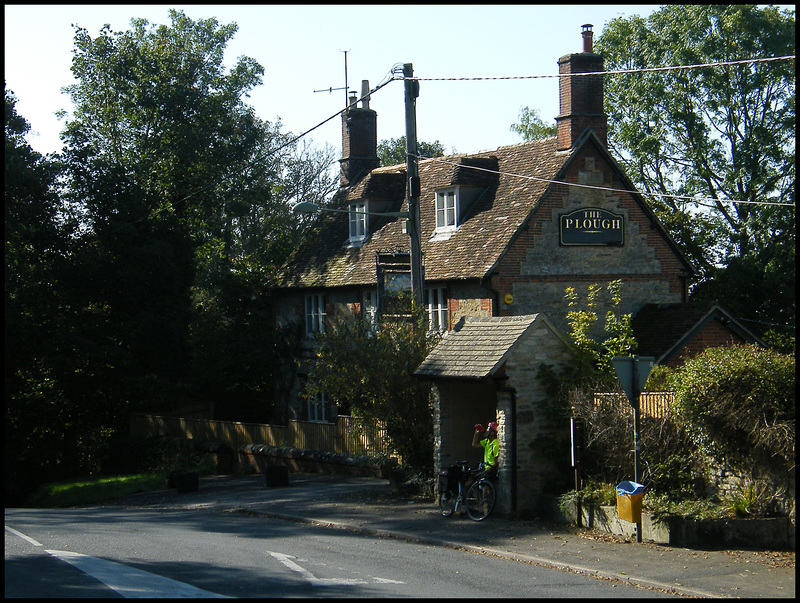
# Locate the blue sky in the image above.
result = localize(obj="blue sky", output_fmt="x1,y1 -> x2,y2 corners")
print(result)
5,4 -> 668,157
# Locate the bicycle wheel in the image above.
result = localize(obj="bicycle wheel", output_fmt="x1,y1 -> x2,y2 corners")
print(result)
465,479 -> 496,521
437,490 -> 458,517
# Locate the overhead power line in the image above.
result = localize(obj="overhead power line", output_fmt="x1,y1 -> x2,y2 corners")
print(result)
407,55 -> 796,81
81,54 -> 794,242
419,154 -> 795,209
82,77 -> 400,244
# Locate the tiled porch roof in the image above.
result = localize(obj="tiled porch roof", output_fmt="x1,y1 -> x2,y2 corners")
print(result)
414,314 -> 543,379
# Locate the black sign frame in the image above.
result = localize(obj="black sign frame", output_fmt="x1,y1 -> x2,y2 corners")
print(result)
559,207 -> 624,246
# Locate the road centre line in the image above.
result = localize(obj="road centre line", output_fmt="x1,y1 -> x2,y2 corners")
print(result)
267,551 -> 403,586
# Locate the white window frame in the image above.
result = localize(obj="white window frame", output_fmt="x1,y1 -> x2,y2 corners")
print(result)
307,391 -> 328,423
348,202 -> 367,244
305,293 -> 326,335
435,189 -> 458,232
426,286 -> 449,333
362,289 -> 378,330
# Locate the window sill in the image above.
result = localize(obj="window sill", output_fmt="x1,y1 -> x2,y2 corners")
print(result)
429,229 -> 457,242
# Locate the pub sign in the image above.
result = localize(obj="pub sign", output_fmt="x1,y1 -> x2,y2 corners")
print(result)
560,207 -> 624,246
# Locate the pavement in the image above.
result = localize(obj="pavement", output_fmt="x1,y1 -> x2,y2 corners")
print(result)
111,473 -> 795,599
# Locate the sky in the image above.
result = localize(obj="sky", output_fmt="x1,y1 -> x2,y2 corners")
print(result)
6,4 -> 664,158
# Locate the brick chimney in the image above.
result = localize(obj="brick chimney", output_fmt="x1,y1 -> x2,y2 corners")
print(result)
339,80 -> 380,187
556,24 -> 608,151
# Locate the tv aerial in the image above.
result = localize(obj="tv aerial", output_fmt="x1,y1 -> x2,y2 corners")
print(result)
314,50 -> 351,108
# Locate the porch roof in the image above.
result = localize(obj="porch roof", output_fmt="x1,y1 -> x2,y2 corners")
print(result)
414,314 -> 542,380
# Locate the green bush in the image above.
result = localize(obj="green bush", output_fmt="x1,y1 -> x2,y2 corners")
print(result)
668,344 -> 795,472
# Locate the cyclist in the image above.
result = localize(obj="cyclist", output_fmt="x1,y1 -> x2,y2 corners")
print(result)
472,421 -> 499,479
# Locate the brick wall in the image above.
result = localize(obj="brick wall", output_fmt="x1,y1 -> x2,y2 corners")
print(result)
557,50 -> 607,150
340,107 -> 380,187
662,319 -> 748,368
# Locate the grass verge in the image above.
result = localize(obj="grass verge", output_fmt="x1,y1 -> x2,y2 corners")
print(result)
27,473 -> 165,508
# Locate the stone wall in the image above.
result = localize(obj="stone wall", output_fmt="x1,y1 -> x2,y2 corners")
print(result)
502,318 -> 573,514
491,147 -> 689,337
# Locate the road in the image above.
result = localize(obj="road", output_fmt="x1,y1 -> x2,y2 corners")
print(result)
5,506 -> 676,598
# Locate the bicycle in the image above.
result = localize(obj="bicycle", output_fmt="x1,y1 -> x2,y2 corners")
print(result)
437,461 -> 497,521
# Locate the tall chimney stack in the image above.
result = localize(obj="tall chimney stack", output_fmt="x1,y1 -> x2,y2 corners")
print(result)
555,24 -> 607,151
340,79 -> 380,187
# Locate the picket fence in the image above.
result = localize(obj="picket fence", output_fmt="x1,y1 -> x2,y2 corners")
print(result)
130,414 -> 396,459
592,391 -> 674,418
131,393 -> 673,462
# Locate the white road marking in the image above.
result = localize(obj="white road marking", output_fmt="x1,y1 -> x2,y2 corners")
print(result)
8,524 -> 227,597
267,551 -> 403,586
46,550 -> 229,598
373,576 -> 405,584
5,525 -> 43,547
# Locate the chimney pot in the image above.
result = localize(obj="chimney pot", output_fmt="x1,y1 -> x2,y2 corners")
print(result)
581,23 -> 593,53
361,80 -> 371,110
348,91 -> 358,108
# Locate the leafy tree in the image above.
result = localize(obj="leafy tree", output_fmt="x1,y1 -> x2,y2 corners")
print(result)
58,10 -> 334,417
377,136 -> 448,167
306,308 -> 438,470
596,5 -> 795,346
5,86 -> 86,503
563,279 -> 637,385
509,106 -> 558,141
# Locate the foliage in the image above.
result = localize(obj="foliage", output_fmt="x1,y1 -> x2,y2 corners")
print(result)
377,136 -> 449,166
143,436 -> 218,476
558,478 -> 617,509
722,475 -> 787,518
596,5 -> 796,346
667,344 -> 795,473
563,279 -> 637,385
306,307 -> 439,470
5,11 -> 338,502
567,387 -> 701,493
5,85 -> 93,505
644,491 -> 733,521
509,106 -> 558,141
567,344 -> 794,517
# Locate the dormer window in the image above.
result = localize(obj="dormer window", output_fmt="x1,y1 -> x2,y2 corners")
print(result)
348,202 -> 367,244
435,190 -> 458,230
431,188 -> 460,242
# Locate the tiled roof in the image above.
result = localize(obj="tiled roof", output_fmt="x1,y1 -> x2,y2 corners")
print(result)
631,303 -> 762,362
632,303 -> 713,360
414,314 -> 543,379
275,137 -> 570,288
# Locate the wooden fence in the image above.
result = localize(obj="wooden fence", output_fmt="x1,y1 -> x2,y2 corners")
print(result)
130,414 -> 396,459
592,391 -> 674,419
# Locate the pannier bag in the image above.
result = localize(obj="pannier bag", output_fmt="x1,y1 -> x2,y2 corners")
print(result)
437,464 -> 462,494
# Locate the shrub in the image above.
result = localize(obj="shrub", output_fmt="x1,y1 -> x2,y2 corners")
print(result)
668,345 -> 795,473
567,386 -> 702,496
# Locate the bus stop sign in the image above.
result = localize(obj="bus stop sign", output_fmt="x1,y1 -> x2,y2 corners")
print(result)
612,356 -> 655,406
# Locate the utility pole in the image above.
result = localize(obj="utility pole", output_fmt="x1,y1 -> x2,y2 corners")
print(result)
403,63 -> 424,309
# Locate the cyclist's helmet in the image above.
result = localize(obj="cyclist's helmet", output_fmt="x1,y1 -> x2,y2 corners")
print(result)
487,422 -> 498,433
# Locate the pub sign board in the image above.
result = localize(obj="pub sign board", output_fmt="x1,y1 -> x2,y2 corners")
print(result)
560,207 -> 624,246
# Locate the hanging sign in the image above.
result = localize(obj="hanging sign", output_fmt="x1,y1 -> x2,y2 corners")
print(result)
560,207 -> 624,246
